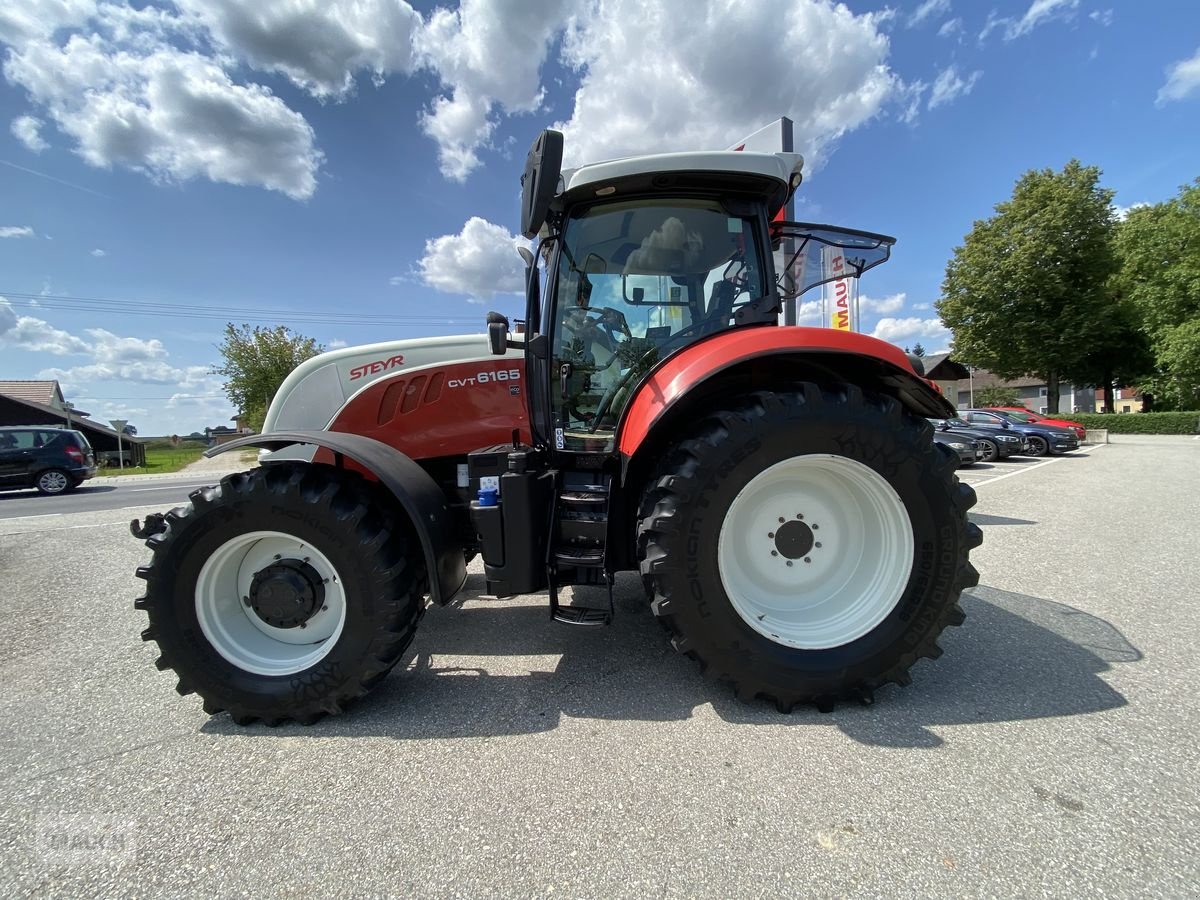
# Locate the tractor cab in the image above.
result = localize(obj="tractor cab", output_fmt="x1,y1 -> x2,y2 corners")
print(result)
492,129 -> 895,457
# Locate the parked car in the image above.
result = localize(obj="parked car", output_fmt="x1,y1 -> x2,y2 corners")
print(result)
0,426 -> 97,494
988,406 -> 1087,441
930,418 -> 1024,462
932,430 -> 979,467
962,409 -> 1080,456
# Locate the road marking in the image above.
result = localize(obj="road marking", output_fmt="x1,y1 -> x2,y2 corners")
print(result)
126,483 -> 212,493
971,445 -> 1107,488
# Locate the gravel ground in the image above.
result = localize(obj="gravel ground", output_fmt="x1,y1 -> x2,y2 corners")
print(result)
0,436 -> 1196,897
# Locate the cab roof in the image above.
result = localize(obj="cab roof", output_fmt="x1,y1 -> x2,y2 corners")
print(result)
558,150 -> 803,216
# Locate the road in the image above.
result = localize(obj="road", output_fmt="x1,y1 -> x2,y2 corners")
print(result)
0,436 -> 1196,897
0,477 -> 223,519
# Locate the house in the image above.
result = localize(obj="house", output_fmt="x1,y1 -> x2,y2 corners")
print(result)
953,369 -> 1096,414
0,383 -> 147,466
1095,386 -> 1147,414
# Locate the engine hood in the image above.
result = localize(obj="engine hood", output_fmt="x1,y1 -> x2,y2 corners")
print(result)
263,334 -> 520,434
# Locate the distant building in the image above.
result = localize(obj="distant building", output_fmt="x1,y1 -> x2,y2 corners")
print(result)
0,382 -> 146,466
953,369 -> 1096,414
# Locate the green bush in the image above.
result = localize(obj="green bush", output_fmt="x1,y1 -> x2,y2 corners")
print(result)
1057,411 -> 1200,434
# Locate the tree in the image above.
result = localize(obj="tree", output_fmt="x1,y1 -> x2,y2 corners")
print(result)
974,385 -> 1023,408
937,160 -> 1121,412
910,342 -> 927,357
1113,180 -> 1200,410
212,324 -> 324,431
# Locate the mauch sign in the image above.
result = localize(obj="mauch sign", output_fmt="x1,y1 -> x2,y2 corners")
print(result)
823,246 -> 854,331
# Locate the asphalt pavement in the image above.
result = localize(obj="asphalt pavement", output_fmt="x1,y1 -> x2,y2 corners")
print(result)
0,436 -> 1196,897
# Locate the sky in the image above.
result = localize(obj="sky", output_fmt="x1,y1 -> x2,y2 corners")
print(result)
1,0 -> 1198,436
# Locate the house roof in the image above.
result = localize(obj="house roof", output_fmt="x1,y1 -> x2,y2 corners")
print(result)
0,393 -> 142,442
0,380 -> 63,406
921,353 -> 969,381
0,379 -> 90,417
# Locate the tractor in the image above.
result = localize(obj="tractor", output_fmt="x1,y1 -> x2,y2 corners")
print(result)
131,130 -> 980,725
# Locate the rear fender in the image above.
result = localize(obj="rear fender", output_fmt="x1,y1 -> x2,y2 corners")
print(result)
207,431 -> 466,604
617,326 -> 954,459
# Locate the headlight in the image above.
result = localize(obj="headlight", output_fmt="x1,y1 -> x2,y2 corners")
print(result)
949,441 -> 969,450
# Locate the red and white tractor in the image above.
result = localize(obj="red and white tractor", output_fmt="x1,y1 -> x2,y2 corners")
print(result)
132,130 -> 980,724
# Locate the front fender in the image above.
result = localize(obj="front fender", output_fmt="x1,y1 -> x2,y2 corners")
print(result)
207,431 -> 466,604
616,326 -> 955,457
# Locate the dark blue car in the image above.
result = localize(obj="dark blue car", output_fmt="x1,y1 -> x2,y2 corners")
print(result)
962,409 -> 1080,456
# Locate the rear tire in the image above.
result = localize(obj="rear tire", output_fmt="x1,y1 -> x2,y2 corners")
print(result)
637,384 -> 980,711
35,469 -> 75,495
134,464 -> 426,725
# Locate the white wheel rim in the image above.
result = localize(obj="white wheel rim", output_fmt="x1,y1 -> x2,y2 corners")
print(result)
40,472 -> 68,492
717,455 -> 914,650
195,530 -> 347,676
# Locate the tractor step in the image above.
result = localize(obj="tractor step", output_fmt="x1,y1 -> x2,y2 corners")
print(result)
559,491 -> 607,506
554,547 -> 605,567
551,604 -> 612,626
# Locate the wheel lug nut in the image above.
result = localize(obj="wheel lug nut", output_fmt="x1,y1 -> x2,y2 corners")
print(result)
815,542 -> 822,549
771,550 -> 778,557
768,532 -> 774,539
778,517 -> 785,523
796,513 -> 804,519
812,524 -> 819,530
804,557 -> 812,564
299,622 -> 307,629
321,605 -> 328,611
786,560 -> 793,567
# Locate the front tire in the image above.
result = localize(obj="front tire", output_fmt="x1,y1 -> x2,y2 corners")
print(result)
638,385 -> 980,711
977,438 -> 999,463
134,464 -> 426,725
1026,435 -> 1049,456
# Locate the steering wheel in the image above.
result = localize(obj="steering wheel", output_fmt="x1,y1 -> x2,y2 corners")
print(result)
586,315 -> 725,434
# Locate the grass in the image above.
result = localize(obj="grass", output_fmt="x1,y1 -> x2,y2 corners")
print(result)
98,447 -> 259,476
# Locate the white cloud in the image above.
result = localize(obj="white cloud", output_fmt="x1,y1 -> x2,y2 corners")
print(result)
859,292 -> 907,315
0,296 -> 91,354
328,338 -> 348,349
176,0 -> 421,99
0,225 -> 35,238
937,17 -> 963,39
0,0 -> 95,46
554,0 -> 895,172
90,247 -> 106,257
3,14 -> 324,199
1005,0 -> 1078,40
928,65 -> 982,110
417,216 -> 526,301
908,0 -> 951,28
11,114 -> 48,151
898,80 -> 928,124
0,296 -> 210,387
1089,9 -> 1113,27
1112,201 -> 1149,221
415,0 -> 575,180
870,315 -> 951,348
1157,47 -> 1200,106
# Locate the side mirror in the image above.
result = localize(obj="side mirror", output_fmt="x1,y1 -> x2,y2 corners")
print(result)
486,311 -> 509,356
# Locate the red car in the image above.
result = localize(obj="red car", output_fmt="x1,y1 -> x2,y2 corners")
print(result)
993,407 -> 1087,440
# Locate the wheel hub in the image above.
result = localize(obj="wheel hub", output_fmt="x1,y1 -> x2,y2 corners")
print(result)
773,519 -> 815,560
248,560 -> 325,629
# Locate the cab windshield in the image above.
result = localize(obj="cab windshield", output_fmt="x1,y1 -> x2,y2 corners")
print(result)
550,198 -> 766,451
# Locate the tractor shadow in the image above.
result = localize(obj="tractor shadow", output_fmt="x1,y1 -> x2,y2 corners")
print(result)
205,573 -> 1139,748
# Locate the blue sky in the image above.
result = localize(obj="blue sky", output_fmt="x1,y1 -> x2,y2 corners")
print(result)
1,0 -> 1198,435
